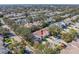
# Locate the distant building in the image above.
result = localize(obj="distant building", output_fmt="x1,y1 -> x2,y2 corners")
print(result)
15,18 -> 29,25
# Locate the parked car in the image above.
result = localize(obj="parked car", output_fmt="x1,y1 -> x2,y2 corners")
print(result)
24,49 -> 32,54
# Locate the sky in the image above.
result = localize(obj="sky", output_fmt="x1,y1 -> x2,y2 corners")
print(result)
0,0 -> 79,4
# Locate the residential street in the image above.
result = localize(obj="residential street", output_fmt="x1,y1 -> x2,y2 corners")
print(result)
0,18 -> 36,53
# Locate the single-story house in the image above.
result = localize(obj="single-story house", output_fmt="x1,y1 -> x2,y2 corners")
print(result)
64,18 -> 72,25
52,21 -> 67,29
15,18 -> 29,25
32,27 -> 50,42
58,21 -> 67,29
0,35 -> 10,54
24,23 -> 33,28
0,34 -> 4,40
0,46 -> 10,54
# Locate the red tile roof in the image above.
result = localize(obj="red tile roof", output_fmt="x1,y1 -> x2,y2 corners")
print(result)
32,27 -> 49,37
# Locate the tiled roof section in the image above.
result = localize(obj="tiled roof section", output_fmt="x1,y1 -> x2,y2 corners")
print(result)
32,27 -> 49,37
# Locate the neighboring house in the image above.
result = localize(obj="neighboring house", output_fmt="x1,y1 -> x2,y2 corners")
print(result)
58,21 -> 67,29
0,46 -> 10,54
45,17 -> 55,24
61,14 -> 70,18
64,18 -> 72,25
0,37 -> 3,46
4,12 -> 25,18
32,27 -> 49,42
0,34 -> 3,40
9,16 -> 26,20
24,23 -> 33,28
74,23 -> 79,28
0,35 -> 10,54
52,21 -> 67,29
15,18 -> 29,25
32,21 -> 42,26
78,20 -> 79,23
4,13 -> 15,18
24,21 -> 42,28
71,15 -> 79,20
24,46 -> 32,54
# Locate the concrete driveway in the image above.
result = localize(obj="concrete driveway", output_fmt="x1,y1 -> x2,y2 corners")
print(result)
61,39 -> 79,54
